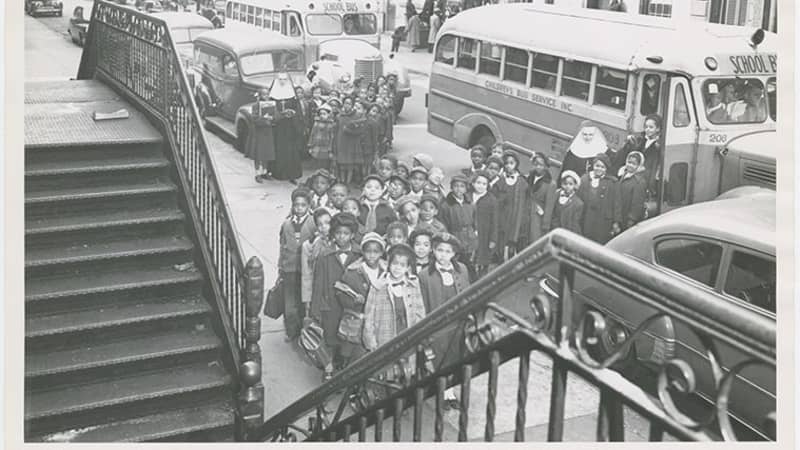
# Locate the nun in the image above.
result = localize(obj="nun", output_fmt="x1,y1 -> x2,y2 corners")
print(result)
270,73 -> 306,184
560,120 -> 610,178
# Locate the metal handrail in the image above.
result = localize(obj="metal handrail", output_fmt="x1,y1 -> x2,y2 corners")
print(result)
76,1 -> 248,355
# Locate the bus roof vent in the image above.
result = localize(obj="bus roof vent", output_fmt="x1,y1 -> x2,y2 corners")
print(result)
742,162 -> 776,187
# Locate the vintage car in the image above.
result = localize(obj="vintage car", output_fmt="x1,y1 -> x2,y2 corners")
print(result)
189,28 -> 306,149
25,0 -> 63,17
67,6 -> 89,47
152,11 -> 214,67
541,188 -> 775,439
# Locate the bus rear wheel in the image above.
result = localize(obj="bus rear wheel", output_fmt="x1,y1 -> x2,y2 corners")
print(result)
472,128 -> 496,150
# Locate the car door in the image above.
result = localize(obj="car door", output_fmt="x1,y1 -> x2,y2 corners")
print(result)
218,52 -> 243,120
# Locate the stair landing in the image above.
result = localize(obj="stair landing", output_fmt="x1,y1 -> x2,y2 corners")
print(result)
24,80 -> 162,148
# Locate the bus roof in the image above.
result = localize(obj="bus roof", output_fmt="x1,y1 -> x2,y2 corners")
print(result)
437,4 -> 778,76
228,0 -> 375,12
153,12 -> 214,29
193,28 -> 303,54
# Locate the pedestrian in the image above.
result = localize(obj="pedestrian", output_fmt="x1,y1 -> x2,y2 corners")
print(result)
407,166 -> 429,202
270,74 -> 305,184
409,228 -> 434,275
578,153 -> 619,244
525,152 -> 557,245
305,169 -> 335,210
247,88 -> 276,183
327,97 -> 342,121
616,151 -> 648,231
424,167 -> 447,203
391,26 -> 405,53
353,101 -> 379,184
311,85 -> 325,109
278,188 -> 317,342
359,175 -> 397,235
609,114 -> 663,200
395,194 -> 421,234
417,193 -> 448,234
334,97 -> 365,185
367,103 -> 388,161
385,173 -> 410,209
363,244 -> 426,355
438,174 -> 477,266
561,120 -> 610,178
294,85 -> 311,144
405,0 -> 418,23
407,14 -> 422,52
485,155 -> 504,191
385,221 -> 410,249
552,171 -> 584,235
310,212 -> 362,378
341,197 -> 367,244
307,104 -> 337,171
336,232 -> 387,367
326,182 -> 349,214
461,145 -> 487,179
428,9 -> 442,53
496,150 -> 528,261
471,170 -> 499,278
301,208 -> 334,313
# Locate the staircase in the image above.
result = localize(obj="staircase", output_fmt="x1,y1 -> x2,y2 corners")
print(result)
24,80 -> 237,442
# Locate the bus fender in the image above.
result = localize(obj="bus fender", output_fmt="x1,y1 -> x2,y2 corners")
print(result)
452,113 -> 502,148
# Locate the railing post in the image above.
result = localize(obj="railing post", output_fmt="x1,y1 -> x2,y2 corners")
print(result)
236,257 -> 264,441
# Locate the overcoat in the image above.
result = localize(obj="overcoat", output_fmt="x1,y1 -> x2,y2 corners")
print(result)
472,191 -> 499,266
310,245 -> 362,349
437,193 -> 477,256
551,191 -> 584,236
524,172 -> 557,245
362,273 -> 425,351
578,173 -> 618,244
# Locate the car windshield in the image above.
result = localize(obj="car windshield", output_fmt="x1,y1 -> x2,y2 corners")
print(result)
343,13 -> 377,35
305,13 -> 377,36
701,77 -> 772,124
239,50 -> 304,76
306,14 -> 342,36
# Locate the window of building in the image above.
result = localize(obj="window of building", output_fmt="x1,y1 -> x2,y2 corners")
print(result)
655,238 -> 722,288
530,52 -> 558,91
456,37 -> 477,71
594,66 -> 628,110
561,59 -> 591,101
640,74 -> 661,115
673,83 -> 690,127
435,35 -> 456,66
503,47 -> 529,84
478,41 -> 502,77
724,251 -> 776,313
255,7 -> 263,26
640,0 -> 672,17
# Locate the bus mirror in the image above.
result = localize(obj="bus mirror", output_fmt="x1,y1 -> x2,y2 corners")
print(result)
749,29 -> 765,48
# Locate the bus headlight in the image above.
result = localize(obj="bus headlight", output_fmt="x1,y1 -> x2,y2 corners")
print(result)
704,57 -> 718,71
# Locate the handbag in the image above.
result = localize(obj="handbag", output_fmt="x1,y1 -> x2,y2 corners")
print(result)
264,277 -> 285,319
299,320 -> 332,370
337,309 -> 365,344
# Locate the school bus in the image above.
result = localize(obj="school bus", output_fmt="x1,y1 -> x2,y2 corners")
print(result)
427,4 -> 777,215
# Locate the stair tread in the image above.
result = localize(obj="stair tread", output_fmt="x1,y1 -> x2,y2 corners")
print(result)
26,266 -> 203,302
26,180 -> 176,204
26,154 -> 169,176
26,362 -> 231,420
26,327 -> 221,377
35,399 -> 234,442
26,208 -> 184,235
26,295 -> 210,338
26,235 -> 193,267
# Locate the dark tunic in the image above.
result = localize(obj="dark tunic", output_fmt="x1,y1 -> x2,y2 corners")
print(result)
560,152 -> 592,178
245,101 -> 276,169
418,263 -> 470,371
334,111 -> 367,166
493,173 -> 529,247
472,191 -> 499,266
437,193 -> 477,257
617,171 -> 648,230
524,172 -> 557,245
271,98 -> 305,181
578,174 -> 618,244
311,246 -> 362,353
336,260 -> 380,362
551,192 -> 584,236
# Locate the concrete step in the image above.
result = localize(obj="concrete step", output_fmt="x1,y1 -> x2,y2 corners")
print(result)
26,207 -> 185,235
25,179 -> 177,204
25,234 -> 193,268
25,152 -> 169,177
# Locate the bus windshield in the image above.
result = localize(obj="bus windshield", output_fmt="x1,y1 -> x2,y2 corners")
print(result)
305,13 -> 377,36
239,50 -> 304,75
701,77 -> 773,125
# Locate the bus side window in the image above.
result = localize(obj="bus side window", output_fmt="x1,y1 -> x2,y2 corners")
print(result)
456,37 -> 477,71
478,41 -> 501,77
247,5 -> 255,24
226,2 -> 232,19
673,84 -> 691,127
503,46 -> 528,84
640,74 -> 661,115
434,35 -> 456,66
272,12 -> 281,31
255,7 -> 263,27
230,2 -> 238,21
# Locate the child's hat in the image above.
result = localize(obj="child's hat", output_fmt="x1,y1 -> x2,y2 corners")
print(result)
306,168 -> 335,185
394,194 -> 419,213
485,155 -> 504,168
388,174 -> 410,191
591,153 -> 612,171
362,174 -> 386,187
290,187 -> 313,203
387,242 -> 415,262
432,232 -> 462,253
560,170 -> 582,189
317,103 -> 333,113
449,173 -> 470,187
419,193 -> 440,207
409,228 -> 434,243
330,212 -> 359,233
412,153 -> 435,171
471,170 -> 492,183
326,98 -> 342,107
408,166 -> 429,178
502,149 -> 520,164
385,221 -> 410,238
360,232 -> 386,251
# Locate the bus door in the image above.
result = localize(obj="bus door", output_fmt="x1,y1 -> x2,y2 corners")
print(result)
660,75 -> 699,214
281,10 -> 317,67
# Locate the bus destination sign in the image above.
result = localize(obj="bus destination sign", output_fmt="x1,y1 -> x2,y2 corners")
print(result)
323,1 -> 359,12
718,53 -> 777,75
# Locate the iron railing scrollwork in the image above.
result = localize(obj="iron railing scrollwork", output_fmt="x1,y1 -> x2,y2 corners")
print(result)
258,229 -> 775,442
77,1 -> 249,357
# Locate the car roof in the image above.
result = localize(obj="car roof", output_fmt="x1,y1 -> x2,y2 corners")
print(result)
193,28 -> 303,54
153,12 -> 214,28
609,192 -> 775,257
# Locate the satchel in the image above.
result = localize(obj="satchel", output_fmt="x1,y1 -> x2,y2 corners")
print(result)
337,309 -> 365,344
264,277 -> 284,319
299,320 -> 332,370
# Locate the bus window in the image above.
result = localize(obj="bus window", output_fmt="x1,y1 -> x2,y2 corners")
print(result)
272,12 -> 281,31
306,14 -> 342,35
640,74 -> 661,115
530,53 -> 558,92
594,67 -> 628,111
766,77 -> 776,121
503,47 -> 529,84
672,83 -> 690,127
478,41 -> 501,77
435,35 -> 456,66
701,78 -> 768,124
289,14 -> 302,36
456,37 -> 477,71
226,2 -> 232,18
247,5 -> 255,24
561,60 -> 591,101
666,162 -> 688,204
231,2 -> 239,20
255,7 -> 263,27
343,13 -> 377,35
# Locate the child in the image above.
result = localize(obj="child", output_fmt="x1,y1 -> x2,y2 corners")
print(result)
305,169 -> 335,210
552,170 -> 585,235
311,85 -> 325,109
417,193 -> 448,235
425,167 -> 447,201
327,97 -> 342,120
336,232 -> 387,367
278,188 -> 318,342
341,197 -> 367,244
301,208 -> 333,311
367,103 -> 388,160
407,166 -> 429,202
334,96 -> 365,185
437,174 -> 477,266
395,161 -> 411,179
249,88 -> 276,183
412,152 -> 435,171
496,150 -> 529,261
307,105 -> 337,171
380,97 -> 395,148
395,195 -> 420,233
326,182 -> 349,214
461,145 -> 487,178
391,25 -> 405,52
471,171 -> 499,278
409,229 -> 433,275
485,156 -> 504,191
616,151 -> 648,232
375,155 -> 397,183
578,153 -> 619,244
359,175 -> 397,235
489,142 -> 506,164
356,101 -> 380,181
385,221 -> 410,249
385,174 -> 410,209
525,152 -> 557,245
311,212 -> 362,378
363,243 -> 426,352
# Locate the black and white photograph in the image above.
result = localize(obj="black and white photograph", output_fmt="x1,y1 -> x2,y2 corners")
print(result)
5,0 -> 795,445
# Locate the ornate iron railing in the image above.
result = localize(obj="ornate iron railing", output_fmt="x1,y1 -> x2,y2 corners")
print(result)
77,1 -> 248,359
257,229 -> 776,442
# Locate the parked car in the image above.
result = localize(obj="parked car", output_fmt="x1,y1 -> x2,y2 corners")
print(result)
26,0 -> 63,17
67,6 -> 89,47
541,188 -> 775,439
152,11 -> 214,68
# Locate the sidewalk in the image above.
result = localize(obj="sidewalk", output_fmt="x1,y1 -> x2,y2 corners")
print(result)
380,32 -> 434,77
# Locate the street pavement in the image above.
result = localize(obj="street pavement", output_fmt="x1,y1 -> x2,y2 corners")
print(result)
24,12 -> 661,441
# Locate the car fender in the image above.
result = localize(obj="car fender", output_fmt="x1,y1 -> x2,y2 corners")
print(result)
452,113 -> 502,149
234,105 -> 254,137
